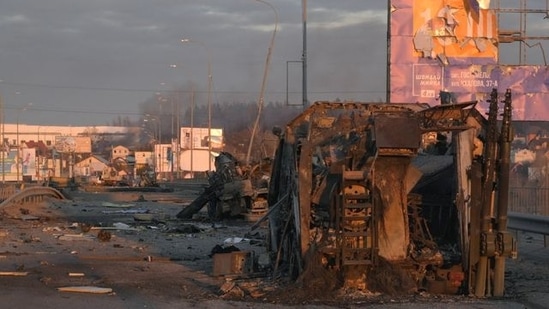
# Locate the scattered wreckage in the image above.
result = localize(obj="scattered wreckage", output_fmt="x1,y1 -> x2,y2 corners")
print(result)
176,152 -> 269,221
90,166 -> 157,188
264,90 -> 516,297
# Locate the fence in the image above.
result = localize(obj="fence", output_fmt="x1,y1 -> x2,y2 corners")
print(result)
509,185 -> 549,216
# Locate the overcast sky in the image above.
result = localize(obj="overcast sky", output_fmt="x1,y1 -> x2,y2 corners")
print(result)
0,1 -> 388,126
1,1 -> 547,126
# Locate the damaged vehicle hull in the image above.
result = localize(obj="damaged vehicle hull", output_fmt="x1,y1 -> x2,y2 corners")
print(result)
177,152 -> 269,221
266,93 -> 515,297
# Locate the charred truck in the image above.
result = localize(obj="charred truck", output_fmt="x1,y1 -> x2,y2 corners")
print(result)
265,89 -> 515,296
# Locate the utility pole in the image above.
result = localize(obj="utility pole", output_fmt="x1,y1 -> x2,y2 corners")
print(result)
245,0 -> 278,166
190,86 -> 195,178
16,103 -> 32,185
302,0 -> 308,109
180,39 -> 213,171
176,90 -> 180,179
0,94 -> 4,184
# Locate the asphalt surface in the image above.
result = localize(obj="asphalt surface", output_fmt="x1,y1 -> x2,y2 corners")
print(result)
0,186 -> 548,309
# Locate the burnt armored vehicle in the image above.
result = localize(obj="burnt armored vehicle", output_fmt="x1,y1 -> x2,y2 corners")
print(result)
177,152 -> 269,221
266,89 -> 515,296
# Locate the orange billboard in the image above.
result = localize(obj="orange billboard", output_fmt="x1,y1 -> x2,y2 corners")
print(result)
412,0 -> 497,60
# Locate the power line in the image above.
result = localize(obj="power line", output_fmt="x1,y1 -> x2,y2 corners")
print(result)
3,105 -> 143,116
0,80 -> 386,95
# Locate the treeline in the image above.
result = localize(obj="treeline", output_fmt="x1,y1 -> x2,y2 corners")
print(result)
183,101 -> 303,133
117,98 -> 304,141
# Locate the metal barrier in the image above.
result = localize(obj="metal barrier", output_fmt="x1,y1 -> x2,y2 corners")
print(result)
0,184 -> 18,202
0,186 -> 66,208
508,212 -> 549,235
508,212 -> 549,247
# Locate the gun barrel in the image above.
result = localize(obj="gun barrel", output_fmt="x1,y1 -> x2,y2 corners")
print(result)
497,89 -> 513,231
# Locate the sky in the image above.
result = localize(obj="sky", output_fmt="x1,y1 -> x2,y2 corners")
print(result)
0,1 -> 547,126
0,1 -> 388,126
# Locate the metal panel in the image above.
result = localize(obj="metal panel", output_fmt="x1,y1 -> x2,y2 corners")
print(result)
374,114 -> 421,154
212,251 -> 253,276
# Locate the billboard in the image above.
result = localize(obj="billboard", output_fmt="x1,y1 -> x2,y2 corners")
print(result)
180,127 -> 224,151
412,0 -> 497,61
389,0 -> 549,120
0,148 -> 36,181
54,136 -> 92,153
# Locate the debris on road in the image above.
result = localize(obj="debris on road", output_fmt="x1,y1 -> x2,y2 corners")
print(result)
0,271 -> 28,276
101,202 -> 135,208
57,233 -> 95,241
57,286 -> 113,294
97,230 -> 112,242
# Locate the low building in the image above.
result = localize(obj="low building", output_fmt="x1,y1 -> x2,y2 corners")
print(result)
112,145 -> 130,160
74,155 -> 110,177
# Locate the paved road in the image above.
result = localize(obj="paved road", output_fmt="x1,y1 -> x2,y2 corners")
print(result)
505,231 -> 549,309
1,187 -> 548,309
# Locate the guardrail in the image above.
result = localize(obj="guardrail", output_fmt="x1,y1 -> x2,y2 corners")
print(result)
0,186 -> 66,209
508,212 -> 549,247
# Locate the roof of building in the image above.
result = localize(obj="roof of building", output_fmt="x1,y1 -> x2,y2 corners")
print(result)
75,154 -> 110,166
24,140 -> 49,154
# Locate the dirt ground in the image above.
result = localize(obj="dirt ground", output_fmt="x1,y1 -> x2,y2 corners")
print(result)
0,186 -> 547,308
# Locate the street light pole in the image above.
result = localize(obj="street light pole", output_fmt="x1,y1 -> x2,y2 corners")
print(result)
0,93 -> 4,184
159,98 -> 162,178
37,126 -> 41,181
175,90 -> 180,179
16,113 -> 19,184
190,86 -> 195,177
170,95 -> 174,180
181,38 -> 213,171
245,0 -> 278,167
144,114 -> 160,179
16,103 -> 32,185
169,64 -> 191,179
155,94 -> 167,178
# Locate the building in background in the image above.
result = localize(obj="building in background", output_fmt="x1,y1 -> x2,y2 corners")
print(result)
74,154 -> 110,178
180,127 -> 224,151
0,124 -> 136,182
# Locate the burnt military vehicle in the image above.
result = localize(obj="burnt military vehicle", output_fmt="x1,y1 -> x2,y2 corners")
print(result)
176,152 -> 269,221
265,89 -> 515,297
